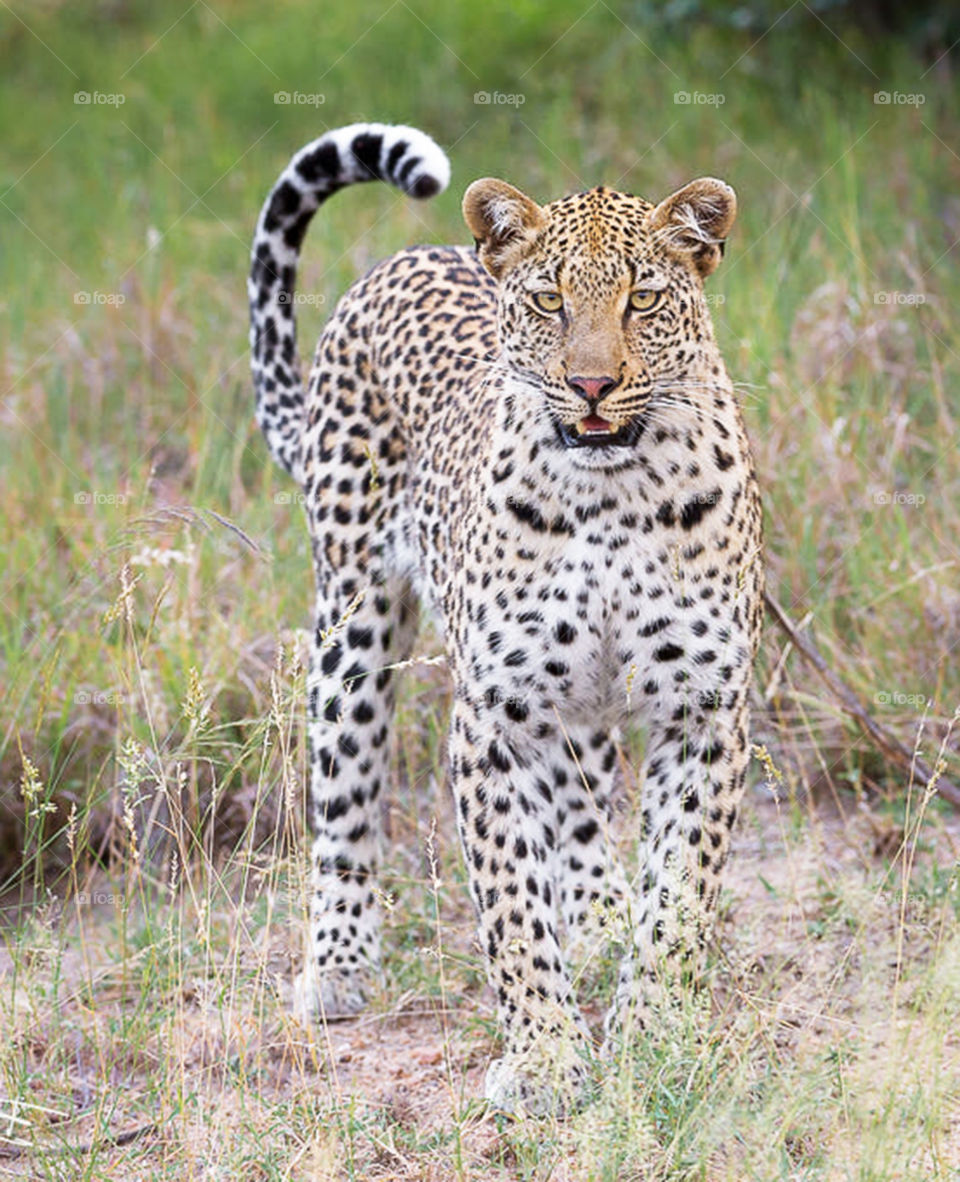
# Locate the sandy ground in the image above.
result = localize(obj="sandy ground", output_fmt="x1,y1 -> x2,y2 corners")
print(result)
2,774 -> 959,1179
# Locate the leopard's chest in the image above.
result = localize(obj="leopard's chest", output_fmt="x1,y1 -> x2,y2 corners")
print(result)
436,460 -> 756,726
448,522 -> 698,725
392,416 -> 757,729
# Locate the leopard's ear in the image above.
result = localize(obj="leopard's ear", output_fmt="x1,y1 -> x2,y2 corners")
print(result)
463,178 -> 546,279
648,178 -> 737,278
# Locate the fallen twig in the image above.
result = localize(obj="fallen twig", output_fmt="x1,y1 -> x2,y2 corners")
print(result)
0,1120 -> 158,1160
763,590 -> 960,808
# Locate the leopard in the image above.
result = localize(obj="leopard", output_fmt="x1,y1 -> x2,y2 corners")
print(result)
248,121 -> 764,1114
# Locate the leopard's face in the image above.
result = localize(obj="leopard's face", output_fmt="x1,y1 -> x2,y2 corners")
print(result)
464,180 -> 736,471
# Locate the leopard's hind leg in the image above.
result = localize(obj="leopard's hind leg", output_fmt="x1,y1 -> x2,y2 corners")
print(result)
294,334 -> 418,1019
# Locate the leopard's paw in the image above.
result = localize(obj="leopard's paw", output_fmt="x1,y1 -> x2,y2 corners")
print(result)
484,1054 -> 591,1118
294,964 -> 377,1022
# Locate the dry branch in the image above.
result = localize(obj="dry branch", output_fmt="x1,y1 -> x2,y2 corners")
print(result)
763,590 -> 960,808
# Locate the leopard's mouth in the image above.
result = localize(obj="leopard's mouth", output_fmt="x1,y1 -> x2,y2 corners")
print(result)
556,414 -> 644,449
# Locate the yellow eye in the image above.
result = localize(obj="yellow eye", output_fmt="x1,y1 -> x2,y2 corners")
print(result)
532,291 -> 563,313
629,289 -> 663,314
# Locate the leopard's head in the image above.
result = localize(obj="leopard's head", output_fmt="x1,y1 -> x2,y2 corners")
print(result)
463,178 -> 736,470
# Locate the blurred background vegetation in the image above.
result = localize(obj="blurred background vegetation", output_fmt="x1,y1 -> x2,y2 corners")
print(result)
1,0 -> 959,886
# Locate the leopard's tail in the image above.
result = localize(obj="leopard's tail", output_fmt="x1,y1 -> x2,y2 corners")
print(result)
249,123 -> 450,482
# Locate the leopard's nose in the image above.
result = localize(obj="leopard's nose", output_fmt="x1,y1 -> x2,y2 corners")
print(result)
566,375 -> 619,403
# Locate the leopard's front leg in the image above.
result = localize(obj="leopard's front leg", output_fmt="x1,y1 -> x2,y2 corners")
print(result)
448,695 -> 592,1114
605,690 -> 751,1042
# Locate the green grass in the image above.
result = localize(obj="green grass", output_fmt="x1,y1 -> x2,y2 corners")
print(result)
2,0 -> 960,1177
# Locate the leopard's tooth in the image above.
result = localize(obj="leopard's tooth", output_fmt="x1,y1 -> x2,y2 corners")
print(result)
575,421 -> 587,435
608,421 -> 621,433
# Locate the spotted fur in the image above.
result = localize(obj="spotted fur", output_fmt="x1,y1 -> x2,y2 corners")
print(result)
249,123 -> 764,1114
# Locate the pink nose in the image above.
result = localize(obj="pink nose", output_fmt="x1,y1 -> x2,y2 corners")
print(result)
567,375 -> 618,402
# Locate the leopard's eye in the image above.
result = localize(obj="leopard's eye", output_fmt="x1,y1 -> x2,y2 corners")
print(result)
532,291 -> 563,313
629,289 -> 663,314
